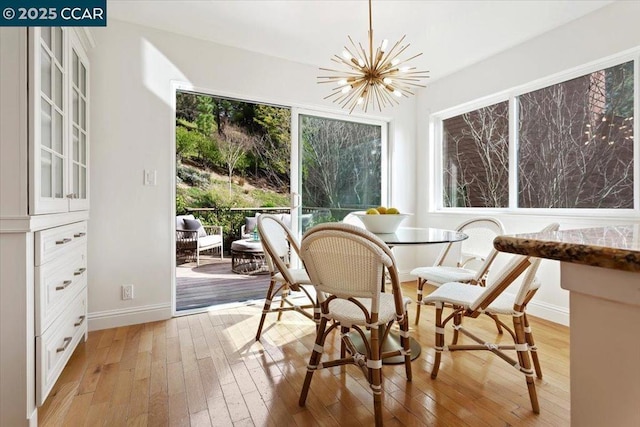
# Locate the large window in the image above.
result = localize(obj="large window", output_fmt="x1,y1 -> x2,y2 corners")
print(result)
440,60 -> 635,210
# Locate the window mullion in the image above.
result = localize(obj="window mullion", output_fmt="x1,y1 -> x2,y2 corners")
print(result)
509,95 -> 518,209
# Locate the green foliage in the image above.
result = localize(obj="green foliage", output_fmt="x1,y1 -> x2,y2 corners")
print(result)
196,96 -> 215,137
176,126 -> 202,159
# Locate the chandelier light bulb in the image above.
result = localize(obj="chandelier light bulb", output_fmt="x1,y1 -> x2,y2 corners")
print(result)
318,0 -> 429,113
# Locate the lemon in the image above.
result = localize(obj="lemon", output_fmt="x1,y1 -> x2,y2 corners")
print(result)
386,207 -> 400,214
366,208 -> 380,215
376,206 -> 387,214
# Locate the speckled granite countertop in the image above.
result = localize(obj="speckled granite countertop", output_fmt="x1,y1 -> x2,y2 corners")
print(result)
494,225 -> 640,273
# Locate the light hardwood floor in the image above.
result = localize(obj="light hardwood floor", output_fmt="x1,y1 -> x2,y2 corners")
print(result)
39,283 -> 570,426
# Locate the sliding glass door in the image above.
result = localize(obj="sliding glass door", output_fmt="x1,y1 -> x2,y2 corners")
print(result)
292,110 -> 388,233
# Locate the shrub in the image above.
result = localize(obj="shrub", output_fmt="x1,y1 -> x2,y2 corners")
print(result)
177,164 -> 209,188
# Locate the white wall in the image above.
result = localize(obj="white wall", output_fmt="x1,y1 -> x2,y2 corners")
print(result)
88,20 -> 418,329
416,1 -> 640,325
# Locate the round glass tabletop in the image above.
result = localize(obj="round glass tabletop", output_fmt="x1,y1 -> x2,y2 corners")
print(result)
373,227 -> 468,246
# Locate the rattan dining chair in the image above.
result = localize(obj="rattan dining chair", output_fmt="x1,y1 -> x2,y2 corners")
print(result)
424,223 -> 560,414
412,217 -> 505,324
298,223 -> 412,427
255,214 -> 317,341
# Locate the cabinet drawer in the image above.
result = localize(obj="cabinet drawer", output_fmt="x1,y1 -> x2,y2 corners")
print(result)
35,245 -> 86,335
35,221 -> 87,266
36,288 -> 87,406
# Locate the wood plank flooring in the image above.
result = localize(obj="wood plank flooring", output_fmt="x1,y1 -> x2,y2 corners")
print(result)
176,259 -> 270,311
39,282 -> 570,426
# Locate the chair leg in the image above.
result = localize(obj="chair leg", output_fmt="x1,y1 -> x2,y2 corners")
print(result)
451,310 -> 462,345
488,313 -> 504,334
399,314 -> 412,381
415,278 -> 425,325
340,326 -> 349,359
276,287 -> 288,321
431,303 -> 445,379
369,327 -> 383,427
255,279 -> 276,341
523,314 -> 542,379
513,313 -> 540,414
299,316 -> 329,407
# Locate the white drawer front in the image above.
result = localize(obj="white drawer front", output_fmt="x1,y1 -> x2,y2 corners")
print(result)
35,221 -> 87,266
36,288 -> 87,406
35,245 -> 87,335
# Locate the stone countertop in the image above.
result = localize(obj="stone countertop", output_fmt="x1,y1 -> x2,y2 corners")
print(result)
493,225 -> 640,273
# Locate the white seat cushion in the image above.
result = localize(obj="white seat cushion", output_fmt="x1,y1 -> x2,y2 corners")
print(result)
327,293 -> 398,327
273,267 -> 311,285
423,281 -> 518,315
199,235 -> 222,248
410,266 -> 476,284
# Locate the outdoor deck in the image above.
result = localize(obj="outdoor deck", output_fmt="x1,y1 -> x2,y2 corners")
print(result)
176,257 -> 270,312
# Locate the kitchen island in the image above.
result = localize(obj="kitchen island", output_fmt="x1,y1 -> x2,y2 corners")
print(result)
494,225 -> 640,427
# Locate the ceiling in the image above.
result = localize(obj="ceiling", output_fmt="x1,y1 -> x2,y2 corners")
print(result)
109,0 -> 613,82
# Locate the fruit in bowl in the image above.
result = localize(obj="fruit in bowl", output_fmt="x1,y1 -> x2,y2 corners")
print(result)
353,207 -> 410,233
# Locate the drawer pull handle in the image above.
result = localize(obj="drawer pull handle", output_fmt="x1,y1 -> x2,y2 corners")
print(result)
55,280 -> 72,291
74,316 -> 86,327
73,268 -> 86,276
73,232 -> 86,238
56,238 -> 72,245
56,337 -> 72,353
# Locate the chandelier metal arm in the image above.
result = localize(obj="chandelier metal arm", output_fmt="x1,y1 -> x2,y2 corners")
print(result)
317,0 -> 428,112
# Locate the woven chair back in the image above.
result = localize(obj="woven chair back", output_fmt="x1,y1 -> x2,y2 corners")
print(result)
301,223 -> 393,311
257,214 -> 299,284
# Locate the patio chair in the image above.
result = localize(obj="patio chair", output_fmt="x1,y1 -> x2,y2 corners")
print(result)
255,214 -> 316,341
175,214 -> 223,266
424,222 -> 560,414
299,223 -> 412,427
412,217 -> 505,324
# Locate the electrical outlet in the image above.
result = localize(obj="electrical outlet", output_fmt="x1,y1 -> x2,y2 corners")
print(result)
122,284 -> 134,300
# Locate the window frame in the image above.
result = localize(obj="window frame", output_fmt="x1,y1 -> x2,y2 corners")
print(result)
433,49 -> 640,216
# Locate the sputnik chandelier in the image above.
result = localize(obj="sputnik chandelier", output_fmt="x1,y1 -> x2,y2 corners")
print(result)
318,0 -> 429,113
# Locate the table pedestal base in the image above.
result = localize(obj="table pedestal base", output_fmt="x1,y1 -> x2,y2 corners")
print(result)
349,327 -> 421,365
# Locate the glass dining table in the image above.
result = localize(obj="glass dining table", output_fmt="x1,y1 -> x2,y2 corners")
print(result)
359,227 -> 469,364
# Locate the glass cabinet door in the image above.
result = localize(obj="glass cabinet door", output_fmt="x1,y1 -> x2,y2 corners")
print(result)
68,31 -> 89,211
32,27 -> 68,214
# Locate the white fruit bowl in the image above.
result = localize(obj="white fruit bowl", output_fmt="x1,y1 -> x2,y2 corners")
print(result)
352,212 -> 411,234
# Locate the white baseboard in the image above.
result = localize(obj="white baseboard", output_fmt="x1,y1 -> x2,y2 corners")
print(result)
88,303 -> 172,331
526,299 -> 569,326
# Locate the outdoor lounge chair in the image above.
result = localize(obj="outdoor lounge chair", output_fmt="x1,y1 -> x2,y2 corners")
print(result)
175,214 -> 223,266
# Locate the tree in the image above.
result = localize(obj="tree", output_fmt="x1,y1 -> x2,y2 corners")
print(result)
218,124 -> 252,193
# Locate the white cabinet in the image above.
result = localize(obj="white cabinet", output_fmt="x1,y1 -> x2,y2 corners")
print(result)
35,222 -> 88,405
29,27 -> 90,215
0,26 -> 92,427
